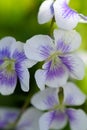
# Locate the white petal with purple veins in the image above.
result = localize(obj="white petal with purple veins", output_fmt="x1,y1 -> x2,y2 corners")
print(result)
0,70 -> 17,95
54,29 -> 81,53
24,35 -> 54,61
0,37 -> 16,50
38,0 -> 54,24
63,82 -> 86,106
60,54 -> 84,80
17,108 -> 42,130
10,41 -> 24,57
54,0 -> 79,30
31,88 -> 58,110
66,108 -> 87,130
43,61 -> 68,88
0,108 -> 19,129
39,111 -> 67,130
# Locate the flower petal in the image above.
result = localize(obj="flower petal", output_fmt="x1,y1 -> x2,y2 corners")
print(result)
10,41 -> 24,57
31,88 -> 58,110
0,108 -> 19,129
17,107 -> 42,130
0,37 -> 16,50
24,35 -> 54,61
53,0 -> 79,30
66,108 -> 87,130
79,13 -> 87,23
60,54 -> 85,80
43,61 -> 68,88
63,82 -> 86,106
54,29 -> 81,53
17,65 -> 30,92
39,111 -> 67,130
35,69 -> 46,90
0,70 -> 17,95
38,0 -> 54,24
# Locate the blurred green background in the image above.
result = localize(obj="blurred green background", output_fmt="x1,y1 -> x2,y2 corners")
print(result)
0,0 -> 87,129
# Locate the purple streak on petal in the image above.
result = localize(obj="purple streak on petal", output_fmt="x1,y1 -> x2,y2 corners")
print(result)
50,111 -> 66,123
62,1 -> 77,18
39,45 -> 53,59
0,70 -> 17,87
5,112 -> 18,120
0,120 -> 8,128
45,61 -> 65,80
59,56 -> 74,72
66,109 -> 76,121
50,3 -> 54,14
15,63 -> 23,80
0,47 -> 10,59
12,50 -> 27,63
56,40 -> 70,53
0,59 -> 4,65
44,95 -> 58,108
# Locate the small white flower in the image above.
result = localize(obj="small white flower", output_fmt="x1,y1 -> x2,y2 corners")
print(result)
24,29 -> 84,90
38,0 -> 87,30
0,37 -> 37,95
31,82 -> 87,130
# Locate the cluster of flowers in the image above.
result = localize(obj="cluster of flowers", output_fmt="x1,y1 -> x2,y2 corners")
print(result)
0,0 -> 87,130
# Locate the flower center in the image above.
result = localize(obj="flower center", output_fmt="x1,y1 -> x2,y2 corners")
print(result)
0,58 -> 15,72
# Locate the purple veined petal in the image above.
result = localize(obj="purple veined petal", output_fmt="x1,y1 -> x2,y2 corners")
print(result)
53,0 -> 79,30
54,29 -> 81,53
59,54 -> 85,80
17,107 -> 42,130
15,63 -> 30,92
42,60 -> 68,88
24,35 -> 54,61
0,37 -> 16,50
0,70 -> 17,95
63,82 -> 86,106
31,88 -> 58,110
39,110 -> 67,130
10,41 -> 24,58
38,0 -> 54,24
66,108 -> 87,130
0,108 -> 19,129
0,47 -> 11,59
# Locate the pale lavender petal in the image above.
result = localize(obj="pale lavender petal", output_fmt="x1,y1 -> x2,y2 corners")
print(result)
59,54 -> 84,80
39,111 -> 67,130
24,35 -> 53,61
54,29 -> 81,53
66,108 -> 87,130
0,70 -> 17,95
31,88 -> 58,110
17,108 -> 42,130
0,47 -> 10,59
63,82 -> 86,106
0,108 -> 19,129
43,60 -> 68,88
54,0 -> 79,30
